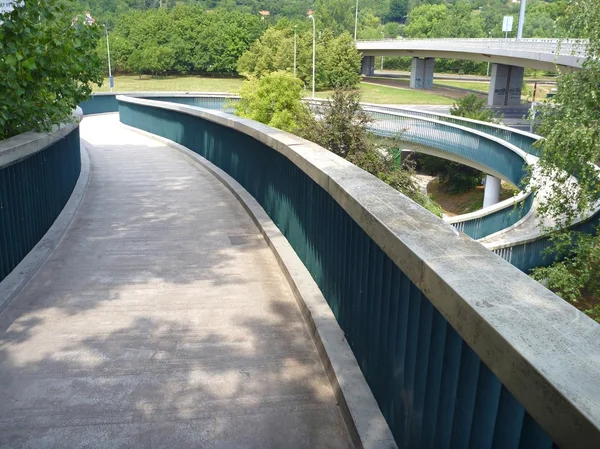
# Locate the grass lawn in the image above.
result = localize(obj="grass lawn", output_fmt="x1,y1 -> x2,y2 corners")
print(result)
95,75 -> 455,105
316,82 -> 455,105
93,75 -> 244,93
434,80 -> 490,92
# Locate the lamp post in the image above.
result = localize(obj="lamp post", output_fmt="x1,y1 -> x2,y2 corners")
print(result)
354,0 -> 358,40
294,25 -> 297,78
308,12 -> 315,99
104,25 -> 113,92
517,0 -> 527,40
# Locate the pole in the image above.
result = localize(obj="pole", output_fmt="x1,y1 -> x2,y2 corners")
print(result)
294,26 -> 297,78
310,15 -> 315,99
529,81 -> 537,132
354,0 -> 358,40
105,26 -> 113,92
517,0 -> 526,40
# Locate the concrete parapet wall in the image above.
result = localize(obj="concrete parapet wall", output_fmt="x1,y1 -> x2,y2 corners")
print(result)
117,95 -> 600,449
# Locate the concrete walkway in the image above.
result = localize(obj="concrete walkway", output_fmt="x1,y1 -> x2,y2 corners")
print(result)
0,114 -> 352,448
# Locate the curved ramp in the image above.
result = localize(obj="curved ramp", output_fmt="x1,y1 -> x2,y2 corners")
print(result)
0,114 -> 352,448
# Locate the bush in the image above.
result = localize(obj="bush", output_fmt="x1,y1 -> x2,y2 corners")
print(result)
417,154 -> 483,194
298,89 -> 443,216
531,229 -> 600,314
0,0 -> 103,140
235,71 -> 309,133
450,93 -> 499,123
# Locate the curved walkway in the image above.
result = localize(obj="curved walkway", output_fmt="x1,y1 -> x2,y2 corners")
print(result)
0,114 -> 352,448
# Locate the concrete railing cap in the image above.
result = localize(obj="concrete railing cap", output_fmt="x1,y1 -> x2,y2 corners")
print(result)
117,94 -> 600,449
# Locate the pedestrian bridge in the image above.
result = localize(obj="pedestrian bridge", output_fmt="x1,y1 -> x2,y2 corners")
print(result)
1,95 -> 599,448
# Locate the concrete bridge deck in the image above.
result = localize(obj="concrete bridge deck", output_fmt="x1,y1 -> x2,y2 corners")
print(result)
0,115 -> 352,448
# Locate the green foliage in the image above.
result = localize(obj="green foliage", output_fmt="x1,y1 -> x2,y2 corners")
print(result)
531,229 -> 600,311
0,0 -> 103,140
450,94 -> 499,123
417,154 -> 483,194
235,71 -> 309,132
415,93 -> 501,194
320,33 -> 362,89
387,0 -> 409,22
532,0 -> 600,225
99,5 -> 265,76
527,0 -> 600,315
237,28 -> 360,90
298,89 -> 442,216
300,89 -> 374,159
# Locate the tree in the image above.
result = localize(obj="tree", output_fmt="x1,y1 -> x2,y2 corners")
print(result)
0,0 -> 103,140
237,27 -> 361,90
387,0 -> 410,23
319,32 -> 361,88
298,89 -> 443,216
235,71 -> 309,133
528,0 -> 600,315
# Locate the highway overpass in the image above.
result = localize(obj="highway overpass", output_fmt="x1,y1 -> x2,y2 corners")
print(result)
357,38 -> 587,106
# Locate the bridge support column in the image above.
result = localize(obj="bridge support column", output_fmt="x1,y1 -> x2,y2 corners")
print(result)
483,175 -> 501,208
488,63 -> 525,106
409,57 -> 435,89
361,56 -> 375,76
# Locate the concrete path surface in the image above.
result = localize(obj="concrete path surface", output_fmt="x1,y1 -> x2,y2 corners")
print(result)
0,114 -> 352,448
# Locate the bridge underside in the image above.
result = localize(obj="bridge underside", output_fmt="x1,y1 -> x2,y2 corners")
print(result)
0,115 -> 352,448
359,49 -> 576,72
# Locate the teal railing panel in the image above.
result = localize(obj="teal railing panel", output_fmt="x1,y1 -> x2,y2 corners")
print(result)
365,104 -> 540,157
118,100 -> 555,449
139,96 -> 238,113
81,94 -> 534,241
79,94 -> 120,115
454,193 -> 534,240
368,111 -> 527,187
0,127 -> 81,283
495,208 -> 600,273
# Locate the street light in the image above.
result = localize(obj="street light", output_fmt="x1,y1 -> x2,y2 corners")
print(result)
308,11 -> 315,99
104,25 -> 113,92
354,0 -> 358,40
294,25 -> 297,78
517,0 -> 527,40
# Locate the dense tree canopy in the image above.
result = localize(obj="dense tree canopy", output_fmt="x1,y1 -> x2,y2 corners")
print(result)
82,0 -> 573,79
96,5 -> 265,75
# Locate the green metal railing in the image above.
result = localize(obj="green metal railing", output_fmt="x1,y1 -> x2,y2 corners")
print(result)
79,93 -> 536,243
0,127 -> 81,283
119,98 -> 566,449
453,193 -> 534,240
363,103 -> 540,156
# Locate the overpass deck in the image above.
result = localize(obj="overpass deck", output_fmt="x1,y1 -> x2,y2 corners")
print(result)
0,115 -> 352,448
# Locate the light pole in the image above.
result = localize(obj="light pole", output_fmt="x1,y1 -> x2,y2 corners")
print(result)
517,0 -> 527,40
104,25 -> 113,92
308,12 -> 315,99
354,0 -> 358,40
294,25 -> 297,78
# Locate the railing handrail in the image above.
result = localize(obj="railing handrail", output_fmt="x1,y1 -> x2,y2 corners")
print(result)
0,108 -> 82,169
117,94 -> 600,448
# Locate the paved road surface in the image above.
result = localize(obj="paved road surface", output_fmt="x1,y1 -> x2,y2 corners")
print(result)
0,114 -> 352,449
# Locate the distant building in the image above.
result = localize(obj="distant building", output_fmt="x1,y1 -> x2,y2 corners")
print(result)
259,10 -> 270,19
